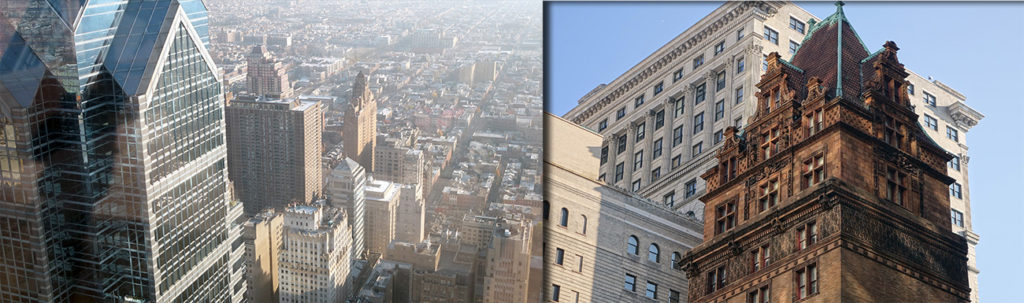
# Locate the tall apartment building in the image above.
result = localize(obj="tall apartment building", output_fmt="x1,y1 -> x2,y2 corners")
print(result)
544,114 -> 703,302
562,2 -> 982,300
395,184 -> 426,243
385,240 -> 477,303
375,137 -> 425,187
345,72 -> 378,172
680,3 -> 970,302
246,45 -> 293,99
242,210 -> 284,303
364,179 -> 399,255
226,95 -> 325,215
482,220 -> 533,303
327,157 -> 368,259
0,1 -> 246,302
278,203 -> 353,303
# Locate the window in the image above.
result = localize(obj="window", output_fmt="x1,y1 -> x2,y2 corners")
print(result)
579,215 -> 588,234
654,82 -> 664,95
664,192 -> 676,207
598,119 -> 608,132
762,54 -> 768,71
598,173 -> 606,182
737,59 -> 745,73
715,201 -> 736,234
736,86 -> 744,104
655,109 -> 665,130
615,162 -> 624,182
924,92 -> 936,107
924,115 -> 938,131
789,40 -> 800,54
761,128 -> 780,159
790,17 -> 806,34
555,248 -> 565,265
693,112 -> 704,134
577,255 -> 584,272
806,109 -> 824,135
748,285 -> 770,303
672,155 -> 682,169
796,222 -> 818,250
632,179 -> 642,191
951,182 -> 962,199
651,167 -> 661,180
951,209 -> 964,227
617,134 -> 627,154
559,208 -> 569,227
673,68 -> 684,82
653,138 -> 663,158
636,122 -> 645,141
673,97 -> 685,118
635,95 -> 645,108
648,244 -> 660,263
671,252 -> 682,269
716,71 -> 726,91
673,125 -> 684,146
693,55 -> 704,69
887,167 -> 907,205
802,154 -> 825,189
908,83 -> 915,95
714,41 -> 725,56
552,284 -> 561,302
947,126 -> 959,142
685,179 -> 697,198
737,28 -> 745,40
758,179 -> 779,213
950,155 -> 961,171
715,100 -> 725,121
625,274 -> 637,291
714,130 -> 724,145
796,264 -> 819,299
763,26 -> 778,44
617,107 -> 626,120
884,115 -> 904,148
751,244 -> 771,272
600,146 -> 608,165
735,117 -> 743,128
670,290 -> 681,303
646,281 -> 658,299
627,236 -> 639,255
692,142 -> 703,158
634,150 -> 643,170
706,266 -> 727,294
695,83 -> 706,104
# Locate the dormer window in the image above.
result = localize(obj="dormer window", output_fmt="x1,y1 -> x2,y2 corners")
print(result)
883,115 -> 903,149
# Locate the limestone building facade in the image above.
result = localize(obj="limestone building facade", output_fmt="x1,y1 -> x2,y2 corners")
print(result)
345,72 -> 379,172
246,45 -> 293,99
326,157 -> 368,259
544,114 -> 703,302
364,179 -> 399,255
242,210 -> 284,303
278,203 -> 353,303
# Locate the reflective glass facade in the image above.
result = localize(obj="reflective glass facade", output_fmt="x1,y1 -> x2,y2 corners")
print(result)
0,1 -> 244,302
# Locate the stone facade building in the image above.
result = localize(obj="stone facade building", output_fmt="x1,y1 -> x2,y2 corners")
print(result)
246,45 -> 293,99
482,220 -> 533,303
326,157 -> 368,259
395,184 -> 426,243
345,72 -> 379,172
364,179 -> 399,255
544,114 -> 703,302
242,210 -> 284,303
278,203 -> 353,302
679,3 -> 969,302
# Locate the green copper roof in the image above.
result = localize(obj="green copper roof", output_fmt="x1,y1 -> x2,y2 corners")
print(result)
798,1 -> 871,55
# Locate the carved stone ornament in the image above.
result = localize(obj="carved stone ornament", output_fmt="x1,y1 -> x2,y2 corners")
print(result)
806,77 -> 825,100
729,241 -> 743,256
771,217 -> 784,235
681,261 -> 699,278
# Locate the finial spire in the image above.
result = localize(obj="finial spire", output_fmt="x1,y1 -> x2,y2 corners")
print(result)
836,1 -> 845,13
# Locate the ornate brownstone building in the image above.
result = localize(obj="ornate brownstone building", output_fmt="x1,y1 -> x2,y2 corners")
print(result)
678,3 -> 969,303
345,71 -> 378,172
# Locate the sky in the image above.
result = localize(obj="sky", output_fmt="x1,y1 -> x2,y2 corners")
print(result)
547,1 -> 1024,300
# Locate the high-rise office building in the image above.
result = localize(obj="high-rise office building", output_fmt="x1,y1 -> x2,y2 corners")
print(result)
482,220 -> 532,303
395,184 -> 426,244
246,45 -> 293,99
278,202 -> 353,303
374,137 -> 425,187
679,3 -> 969,302
562,2 -> 982,300
0,1 -> 245,302
364,179 -> 399,255
326,157 -> 367,259
344,72 -> 378,172
242,210 -> 284,303
225,95 -> 325,215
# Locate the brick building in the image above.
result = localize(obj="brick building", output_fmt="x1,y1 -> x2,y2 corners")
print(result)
678,3 -> 970,302
345,72 -> 379,172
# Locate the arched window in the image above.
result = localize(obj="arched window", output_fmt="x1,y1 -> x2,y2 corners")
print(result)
648,243 -> 660,263
671,252 -> 682,269
559,208 -> 569,227
579,215 -> 588,234
627,236 -> 639,255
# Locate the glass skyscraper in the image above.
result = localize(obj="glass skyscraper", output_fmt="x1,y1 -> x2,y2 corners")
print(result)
0,1 -> 244,302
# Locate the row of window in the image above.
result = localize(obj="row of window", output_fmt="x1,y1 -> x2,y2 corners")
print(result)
922,114 -> 961,143
556,207 -> 588,234
622,273 -> 681,302
625,235 -> 681,267
708,223 -> 819,299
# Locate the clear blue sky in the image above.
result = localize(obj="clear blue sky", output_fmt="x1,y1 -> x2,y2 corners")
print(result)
547,1 -> 1024,300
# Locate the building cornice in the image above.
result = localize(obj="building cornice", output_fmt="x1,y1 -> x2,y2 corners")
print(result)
947,101 -> 983,132
567,1 -> 781,125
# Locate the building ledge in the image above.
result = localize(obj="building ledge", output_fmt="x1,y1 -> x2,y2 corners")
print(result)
948,101 -> 984,132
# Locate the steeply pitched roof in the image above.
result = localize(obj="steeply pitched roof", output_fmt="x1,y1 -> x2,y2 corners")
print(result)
790,2 -> 872,101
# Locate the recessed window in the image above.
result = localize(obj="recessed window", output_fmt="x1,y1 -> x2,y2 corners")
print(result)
715,100 -> 725,121
789,40 -> 800,54
617,134 -> 627,154
633,150 -> 643,171
664,192 -> 676,207
924,115 -> 938,131
715,202 -> 736,234
653,138 -> 663,159
714,41 -> 725,56
802,154 -> 825,189
796,221 -> 818,250
763,26 -> 779,44
951,182 -> 962,199
614,162 -> 624,182
693,55 -> 705,69
887,167 -> 907,205
673,97 -> 685,118
923,92 -> 936,107
762,54 -> 768,71
600,146 -> 608,165
737,28 -> 745,40
759,179 -> 779,213
627,236 -> 639,255
598,173 -> 606,182
632,179 -> 642,191
693,112 -> 704,134
654,82 -> 664,95
908,83 -> 915,95
796,263 -> 819,299
692,142 -> 703,158
648,243 -> 660,263
735,86 -> 744,104
947,126 -> 959,142
748,285 -> 770,303
636,122 -> 645,141
807,109 -> 824,135
625,273 -> 637,292
576,255 -> 584,272
646,281 -> 658,299
598,119 -> 608,132
790,17 -> 806,34
673,68 -> 684,82
552,284 -> 561,302
949,155 -> 961,171
751,244 -> 771,272
671,155 -> 682,169
635,95 -> 645,108
706,266 -> 727,294
951,209 -> 964,227
651,167 -> 661,181
579,215 -> 588,234
737,59 -> 745,73
714,129 -> 724,145
559,208 -> 569,227
761,128 -> 780,159
555,248 -> 565,265
685,179 -> 697,198
672,125 -> 684,147
716,71 -> 726,91
695,83 -> 706,104
670,289 -> 681,303
655,110 -> 665,130
735,117 -> 743,128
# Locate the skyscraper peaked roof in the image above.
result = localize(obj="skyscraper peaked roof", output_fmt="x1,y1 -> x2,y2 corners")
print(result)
789,1 -> 872,101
